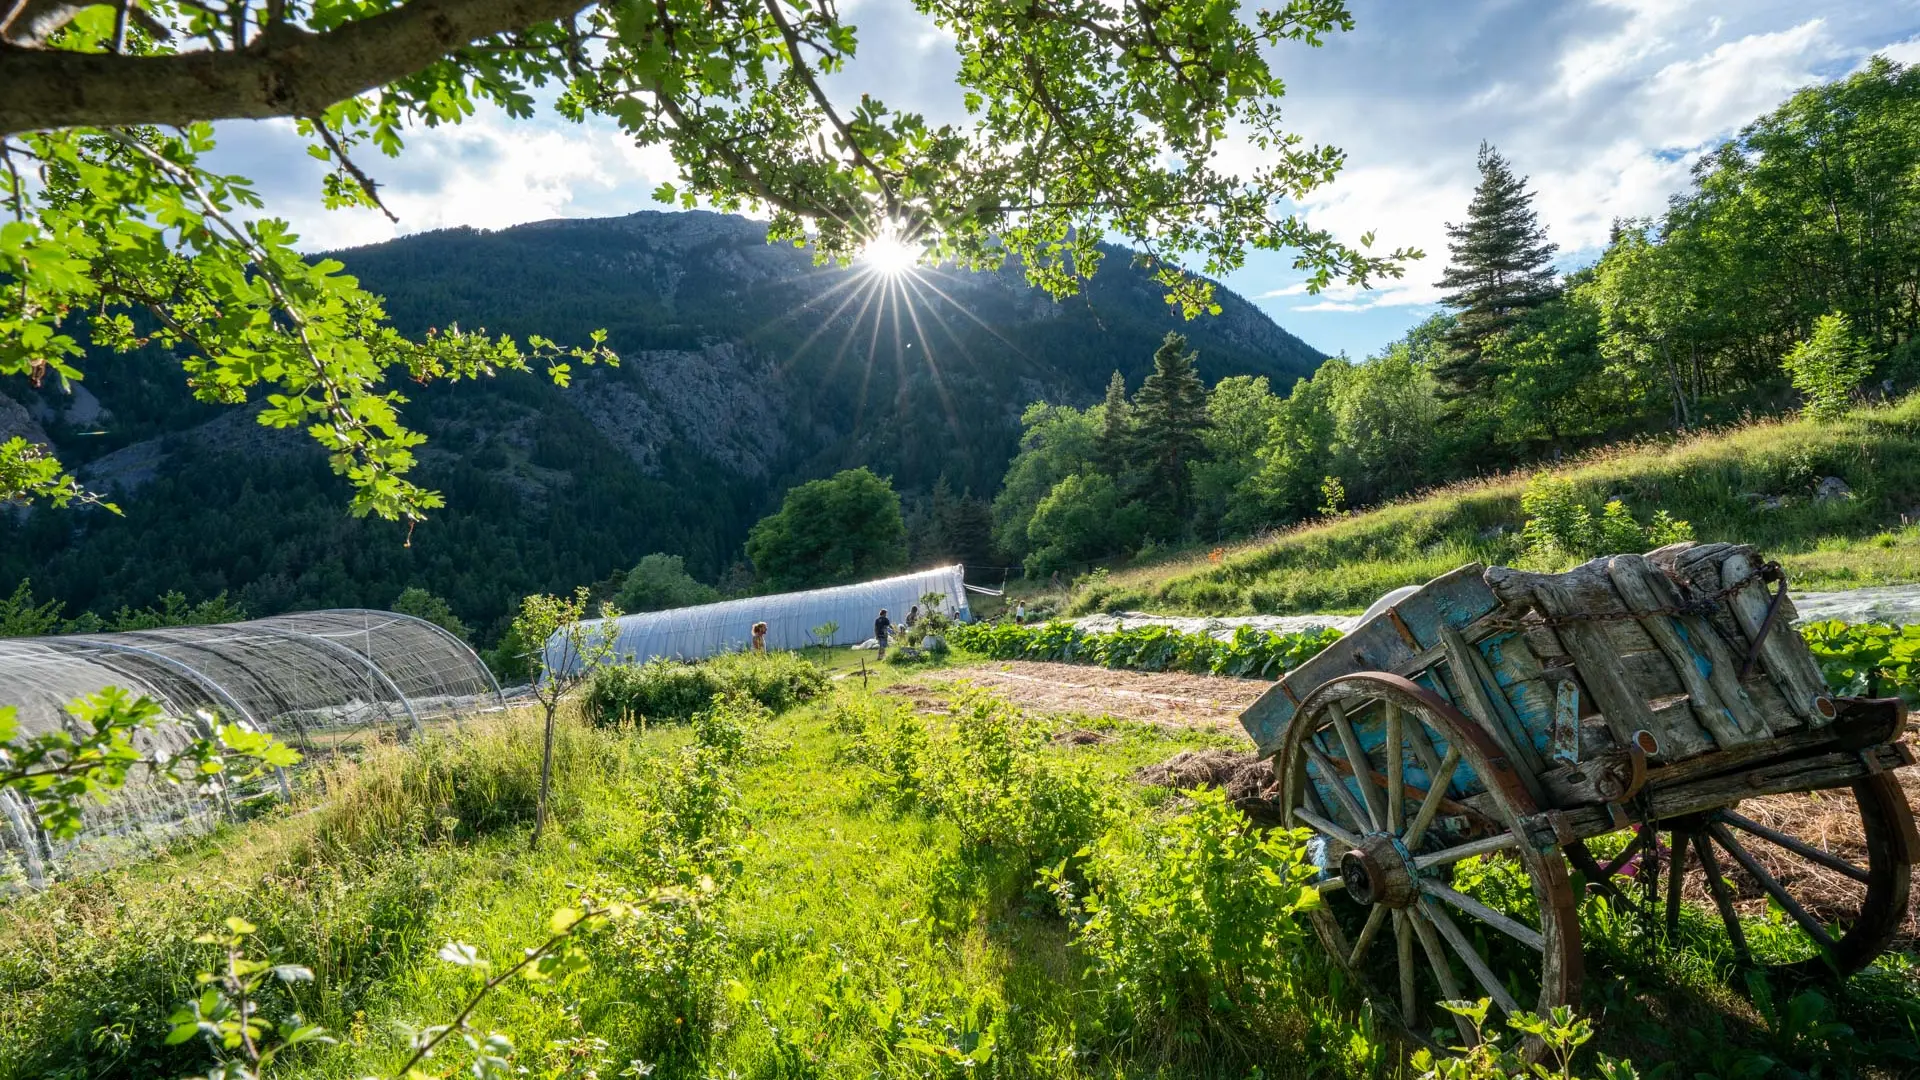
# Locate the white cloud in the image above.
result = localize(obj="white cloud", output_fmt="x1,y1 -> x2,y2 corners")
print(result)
1635,20 -> 1833,148
1868,34 -> 1920,67
1256,282 -> 1313,298
213,107 -> 681,252
1293,299 -> 1379,313
1553,0 -> 1692,99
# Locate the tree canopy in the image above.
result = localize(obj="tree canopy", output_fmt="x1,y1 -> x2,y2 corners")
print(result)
0,0 -> 1412,523
614,553 -> 720,613
745,466 -> 907,590
1433,142 -> 1559,396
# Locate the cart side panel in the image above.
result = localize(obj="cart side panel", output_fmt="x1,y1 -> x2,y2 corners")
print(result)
1239,563 -> 1500,759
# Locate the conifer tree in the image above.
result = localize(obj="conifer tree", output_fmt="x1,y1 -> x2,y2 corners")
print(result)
1095,370 -> 1132,480
1435,143 -> 1561,396
1129,333 -> 1211,527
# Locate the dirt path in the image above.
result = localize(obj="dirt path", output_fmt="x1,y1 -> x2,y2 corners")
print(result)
893,660 -> 1269,734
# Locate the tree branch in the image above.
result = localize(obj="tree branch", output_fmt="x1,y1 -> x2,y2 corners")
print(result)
0,0 -> 592,137
310,116 -> 399,222
759,0 -> 898,219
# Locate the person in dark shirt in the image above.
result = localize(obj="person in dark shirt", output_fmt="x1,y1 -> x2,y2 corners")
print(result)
874,609 -> 892,658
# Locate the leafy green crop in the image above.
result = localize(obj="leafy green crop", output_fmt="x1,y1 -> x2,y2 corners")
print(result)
1800,620 -> 1920,704
947,619 -> 1340,677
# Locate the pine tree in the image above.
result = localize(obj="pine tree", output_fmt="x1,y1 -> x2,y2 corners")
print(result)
1129,333 -> 1211,527
1434,142 -> 1561,397
1094,370 -> 1131,479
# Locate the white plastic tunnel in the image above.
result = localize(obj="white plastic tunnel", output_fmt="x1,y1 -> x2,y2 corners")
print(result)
0,609 -> 504,887
543,565 -> 970,678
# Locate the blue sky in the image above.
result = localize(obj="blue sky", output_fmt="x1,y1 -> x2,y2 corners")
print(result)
210,0 -> 1920,361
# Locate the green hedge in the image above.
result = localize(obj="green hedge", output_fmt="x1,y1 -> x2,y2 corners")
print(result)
946,620 -> 1341,678
582,651 -> 829,726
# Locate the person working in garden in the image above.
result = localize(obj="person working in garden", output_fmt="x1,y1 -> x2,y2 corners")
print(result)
751,622 -> 768,652
874,608 -> 892,658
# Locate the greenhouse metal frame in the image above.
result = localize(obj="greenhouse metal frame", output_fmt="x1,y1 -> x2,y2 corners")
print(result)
0,608 -> 505,887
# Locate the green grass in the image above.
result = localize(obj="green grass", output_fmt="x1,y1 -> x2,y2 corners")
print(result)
4,664 -> 1916,1080
1067,395 -> 1920,617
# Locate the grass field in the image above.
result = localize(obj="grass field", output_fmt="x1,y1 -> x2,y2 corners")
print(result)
3,652 -> 1917,1080
1049,396 -> 1920,618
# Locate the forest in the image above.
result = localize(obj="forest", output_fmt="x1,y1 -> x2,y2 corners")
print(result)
989,59 -> 1920,579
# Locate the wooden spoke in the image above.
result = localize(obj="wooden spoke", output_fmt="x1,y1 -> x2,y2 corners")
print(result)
1413,832 -> 1517,871
1691,831 -> 1752,964
1288,671 -> 1583,1055
1421,879 -> 1545,952
1403,746 -> 1461,850
1317,875 -> 1349,895
1422,898 -> 1523,1017
1600,828 -> 1650,880
1301,772 -> 1335,822
1718,809 -> 1872,884
1350,905 -> 1390,967
1665,829 -> 1688,934
1302,738 -> 1372,835
1402,710 -> 1447,778
1640,830 -> 1661,911
1385,702 -> 1405,834
1293,805 -> 1362,850
1328,701 -> 1385,831
1707,822 -> 1838,951
1408,906 -> 1479,1045
1395,911 -> 1417,1024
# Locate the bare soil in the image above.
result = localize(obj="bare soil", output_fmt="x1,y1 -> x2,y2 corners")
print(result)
900,660 -> 1271,733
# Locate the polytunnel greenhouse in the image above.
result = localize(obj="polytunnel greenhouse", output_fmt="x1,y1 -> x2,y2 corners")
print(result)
0,609 -> 504,888
546,564 -> 969,677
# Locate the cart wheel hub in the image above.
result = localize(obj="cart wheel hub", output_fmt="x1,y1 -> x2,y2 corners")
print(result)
1340,834 -> 1420,909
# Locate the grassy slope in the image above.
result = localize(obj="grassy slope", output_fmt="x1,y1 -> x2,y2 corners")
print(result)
4,658 -> 1915,1080
0,662 -> 1249,1080
1072,396 -> 1920,617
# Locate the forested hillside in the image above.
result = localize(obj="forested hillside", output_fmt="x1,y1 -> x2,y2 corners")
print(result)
991,58 -> 1920,580
0,212 -> 1319,641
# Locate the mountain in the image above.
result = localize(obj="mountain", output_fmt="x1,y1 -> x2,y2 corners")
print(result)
0,210 -> 1323,641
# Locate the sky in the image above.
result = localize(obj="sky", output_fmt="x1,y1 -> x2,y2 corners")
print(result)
207,0 -> 1920,362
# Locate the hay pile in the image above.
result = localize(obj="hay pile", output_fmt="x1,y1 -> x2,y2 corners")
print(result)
1134,749 -> 1282,823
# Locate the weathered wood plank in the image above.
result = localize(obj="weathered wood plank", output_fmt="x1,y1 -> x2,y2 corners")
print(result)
1240,563 -> 1499,757
1487,563 -> 1714,759
1719,550 -> 1829,727
1550,742 -> 1910,843
1439,621 -> 1550,801
1608,554 -> 1771,747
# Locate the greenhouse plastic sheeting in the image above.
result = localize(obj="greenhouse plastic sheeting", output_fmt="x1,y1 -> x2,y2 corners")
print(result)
546,565 -> 969,677
0,609 -> 504,888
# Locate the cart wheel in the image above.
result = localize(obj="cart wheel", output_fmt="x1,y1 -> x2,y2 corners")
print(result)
1285,673 -> 1583,1047
1570,773 -> 1915,980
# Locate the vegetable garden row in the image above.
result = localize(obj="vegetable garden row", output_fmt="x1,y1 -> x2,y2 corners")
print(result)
952,617 -> 1919,701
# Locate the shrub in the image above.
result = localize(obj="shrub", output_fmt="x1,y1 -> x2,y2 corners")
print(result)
1518,475 -> 1693,566
581,652 -> 827,726
841,688 -> 1115,879
1783,313 -> 1875,421
1052,786 -> 1321,1045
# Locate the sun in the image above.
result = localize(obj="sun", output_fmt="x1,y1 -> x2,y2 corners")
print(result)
859,229 -> 920,277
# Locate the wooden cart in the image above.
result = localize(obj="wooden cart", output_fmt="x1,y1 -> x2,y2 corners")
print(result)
1238,542 -> 1918,1043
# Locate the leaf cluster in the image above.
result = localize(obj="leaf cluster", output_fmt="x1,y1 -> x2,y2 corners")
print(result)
0,686 -> 300,841
947,618 -> 1340,678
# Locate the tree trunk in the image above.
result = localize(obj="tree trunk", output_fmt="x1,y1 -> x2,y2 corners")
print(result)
1659,340 -> 1691,430
531,698 -> 557,848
